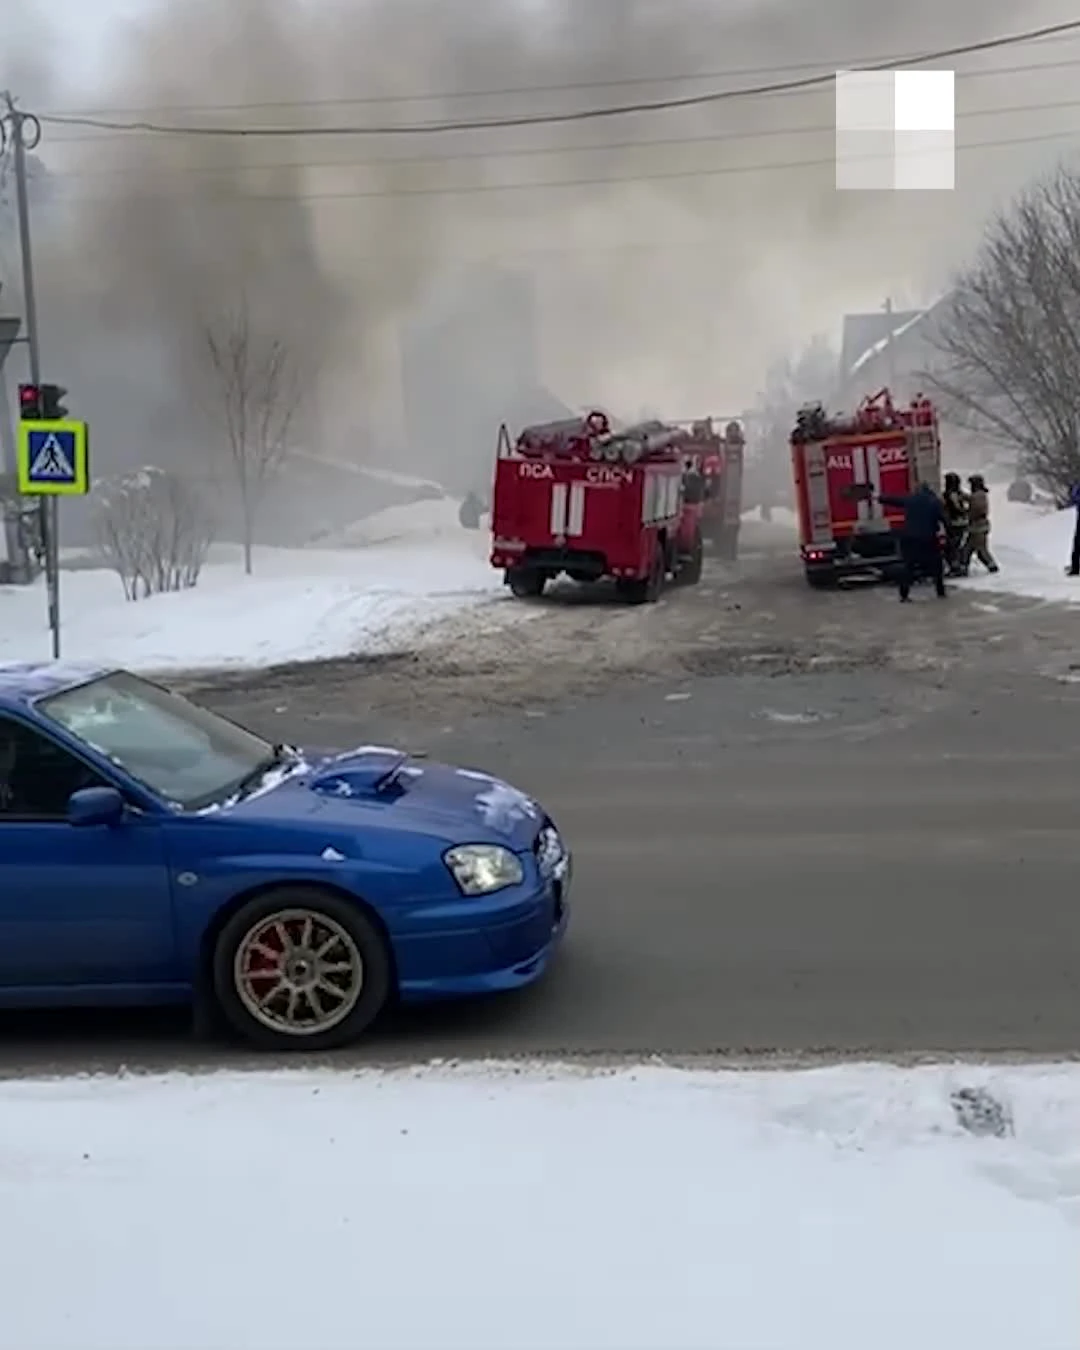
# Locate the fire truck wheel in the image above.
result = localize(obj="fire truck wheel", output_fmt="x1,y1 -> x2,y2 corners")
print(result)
804,567 -> 835,590
618,543 -> 665,604
507,566 -> 546,598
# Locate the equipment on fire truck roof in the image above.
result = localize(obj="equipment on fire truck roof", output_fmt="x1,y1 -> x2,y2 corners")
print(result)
514,411 -> 689,465
790,388 -> 935,443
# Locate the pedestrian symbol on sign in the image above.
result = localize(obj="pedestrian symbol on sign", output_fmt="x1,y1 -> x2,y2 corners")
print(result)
28,433 -> 74,480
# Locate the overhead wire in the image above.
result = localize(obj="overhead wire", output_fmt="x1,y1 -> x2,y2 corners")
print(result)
41,56 -> 1080,147
33,29 -> 1080,122
44,95 -> 1080,182
42,125 -> 1080,206
32,17 -> 1080,139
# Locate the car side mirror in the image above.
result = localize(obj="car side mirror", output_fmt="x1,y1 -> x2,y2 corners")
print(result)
67,786 -> 125,827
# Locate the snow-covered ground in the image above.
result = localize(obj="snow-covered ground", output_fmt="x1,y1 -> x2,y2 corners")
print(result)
0,507 -> 504,672
962,497 -> 1080,605
1,1060 -> 1077,1350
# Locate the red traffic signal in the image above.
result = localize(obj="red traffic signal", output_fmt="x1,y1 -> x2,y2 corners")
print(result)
18,384 -> 41,419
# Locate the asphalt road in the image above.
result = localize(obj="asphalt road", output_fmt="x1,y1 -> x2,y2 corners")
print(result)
4,532 -> 1080,1074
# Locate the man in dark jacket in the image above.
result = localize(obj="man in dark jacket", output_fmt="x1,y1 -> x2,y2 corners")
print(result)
878,482 -> 947,601
1067,482 -> 1080,576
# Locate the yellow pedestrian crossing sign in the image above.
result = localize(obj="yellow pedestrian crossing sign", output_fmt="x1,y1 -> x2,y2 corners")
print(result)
17,419 -> 89,495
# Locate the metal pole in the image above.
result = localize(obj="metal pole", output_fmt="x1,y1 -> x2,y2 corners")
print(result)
1,93 -> 57,657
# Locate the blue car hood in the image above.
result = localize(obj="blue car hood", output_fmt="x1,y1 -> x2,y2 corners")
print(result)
224,746 -> 545,851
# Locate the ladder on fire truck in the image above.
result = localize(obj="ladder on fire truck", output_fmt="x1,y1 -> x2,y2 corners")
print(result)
906,397 -> 941,490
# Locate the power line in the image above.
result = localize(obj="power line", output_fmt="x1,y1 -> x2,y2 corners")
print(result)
43,96 -> 1080,181
34,18 -> 1080,139
34,34 -> 1080,121
42,56 -> 1080,147
42,124 -> 1080,207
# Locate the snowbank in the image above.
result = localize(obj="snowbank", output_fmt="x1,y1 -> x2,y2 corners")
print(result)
0,1060 -> 1075,1350
962,499 -> 1080,604
328,496 -> 483,548
0,537 -> 502,672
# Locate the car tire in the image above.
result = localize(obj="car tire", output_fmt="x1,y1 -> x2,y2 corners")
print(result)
212,886 -> 392,1052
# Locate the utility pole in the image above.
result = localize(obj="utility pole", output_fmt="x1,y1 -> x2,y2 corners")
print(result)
0,291 -> 25,575
1,92 -> 58,656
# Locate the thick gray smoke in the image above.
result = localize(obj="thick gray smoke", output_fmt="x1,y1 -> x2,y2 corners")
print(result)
4,0 -> 1076,484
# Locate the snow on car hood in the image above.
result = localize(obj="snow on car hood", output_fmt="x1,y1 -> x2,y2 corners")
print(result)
225,745 -> 546,851
309,748 -> 544,849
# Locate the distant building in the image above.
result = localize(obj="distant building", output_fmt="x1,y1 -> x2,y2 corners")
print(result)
838,300 -> 949,404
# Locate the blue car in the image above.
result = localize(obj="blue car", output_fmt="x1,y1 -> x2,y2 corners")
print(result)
0,663 -> 569,1050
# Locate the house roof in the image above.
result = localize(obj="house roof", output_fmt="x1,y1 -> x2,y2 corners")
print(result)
843,293 -> 955,379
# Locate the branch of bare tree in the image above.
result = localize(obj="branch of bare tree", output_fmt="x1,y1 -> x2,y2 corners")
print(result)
203,297 -> 302,572
925,167 -> 1080,495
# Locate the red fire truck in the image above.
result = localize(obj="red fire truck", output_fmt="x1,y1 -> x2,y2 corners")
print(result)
490,411 -> 704,603
790,389 -> 942,588
678,417 -> 745,559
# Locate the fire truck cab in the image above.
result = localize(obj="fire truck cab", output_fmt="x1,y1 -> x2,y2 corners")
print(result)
490,411 -> 704,603
790,389 -> 942,588
679,417 -> 744,560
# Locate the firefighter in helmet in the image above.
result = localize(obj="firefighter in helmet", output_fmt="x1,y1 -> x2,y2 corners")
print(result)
942,472 -> 969,576
960,474 -> 998,573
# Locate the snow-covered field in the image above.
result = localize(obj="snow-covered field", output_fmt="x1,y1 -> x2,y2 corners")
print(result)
0,503 -> 504,671
1,1060 -> 1076,1350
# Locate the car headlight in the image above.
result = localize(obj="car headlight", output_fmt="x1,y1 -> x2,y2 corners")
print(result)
444,844 -> 524,896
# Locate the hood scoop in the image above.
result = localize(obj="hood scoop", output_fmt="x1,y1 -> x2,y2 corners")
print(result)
310,749 -> 414,800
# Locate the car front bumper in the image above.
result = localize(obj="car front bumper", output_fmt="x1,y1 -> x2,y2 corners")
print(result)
393,854 -> 570,1002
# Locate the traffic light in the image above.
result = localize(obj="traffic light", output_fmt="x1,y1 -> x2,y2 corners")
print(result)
40,384 -> 67,419
16,382 -> 67,419
17,384 -> 41,419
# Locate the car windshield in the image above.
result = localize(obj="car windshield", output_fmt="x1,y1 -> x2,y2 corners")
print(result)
37,671 -> 280,811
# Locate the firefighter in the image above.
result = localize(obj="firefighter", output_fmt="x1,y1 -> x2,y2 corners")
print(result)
961,474 -> 998,573
877,482 -> 948,601
942,472 -> 969,576
458,490 -> 483,530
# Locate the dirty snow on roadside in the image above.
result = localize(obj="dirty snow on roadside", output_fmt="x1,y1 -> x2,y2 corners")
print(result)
0,505 -> 510,672
1,1061 -> 1076,1350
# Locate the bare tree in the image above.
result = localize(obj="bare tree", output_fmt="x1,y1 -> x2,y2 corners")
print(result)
203,300 -> 301,573
96,466 -> 214,601
926,167 -> 1080,498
